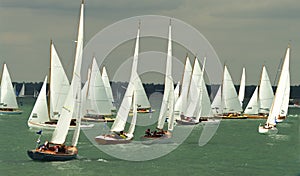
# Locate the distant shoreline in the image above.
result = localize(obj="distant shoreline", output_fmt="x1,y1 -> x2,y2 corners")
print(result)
13,81 -> 300,99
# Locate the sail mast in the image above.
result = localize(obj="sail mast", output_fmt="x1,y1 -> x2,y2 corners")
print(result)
48,40 -> 52,120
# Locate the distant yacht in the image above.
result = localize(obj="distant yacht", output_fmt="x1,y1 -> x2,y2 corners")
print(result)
0,64 -> 22,114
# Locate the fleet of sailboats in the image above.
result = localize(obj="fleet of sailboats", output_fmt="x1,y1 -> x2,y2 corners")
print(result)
3,0 -> 290,162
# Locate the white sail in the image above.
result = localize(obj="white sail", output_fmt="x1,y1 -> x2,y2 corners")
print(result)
71,79 -> 82,147
13,84 -> 17,96
174,81 -> 180,103
0,64 -> 19,109
19,83 -> 25,97
280,72 -> 290,117
211,86 -> 222,115
167,84 -> 175,131
50,41 -> 70,120
199,80 -> 213,118
86,57 -> 112,116
51,1 -> 84,144
174,56 -> 192,114
238,67 -> 245,107
81,68 -> 91,117
135,76 -> 151,109
196,57 -> 213,120
222,66 -> 242,113
110,25 -> 140,133
258,66 -> 274,114
267,46 -> 290,125
185,58 -> 202,118
244,86 -> 259,114
101,66 -> 115,110
110,74 -> 135,132
157,23 -> 175,130
127,88 -> 137,135
28,76 -> 49,124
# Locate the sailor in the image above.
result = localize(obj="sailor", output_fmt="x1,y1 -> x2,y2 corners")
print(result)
145,129 -> 151,136
119,131 -> 127,139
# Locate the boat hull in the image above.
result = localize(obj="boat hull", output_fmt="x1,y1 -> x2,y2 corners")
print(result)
27,149 -> 77,161
276,116 -> 286,123
82,116 -> 115,122
221,115 -> 247,119
141,131 -> 172,140
176,119 -> 199,125
130,108 -> 155,114
243,114 -> 268,119
28,121 -> 94,130
95,135 -> 133,145
0,109 -> 22,115
258,125 -> 278,134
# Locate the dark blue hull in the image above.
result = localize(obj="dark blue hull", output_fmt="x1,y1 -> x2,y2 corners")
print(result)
27,150 -> 77,161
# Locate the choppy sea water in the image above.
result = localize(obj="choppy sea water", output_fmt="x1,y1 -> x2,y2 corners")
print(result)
0,97 -> 300,176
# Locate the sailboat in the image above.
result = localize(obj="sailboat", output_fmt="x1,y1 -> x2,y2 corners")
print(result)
211,86 -> 222,115
243,66 -> 274,119
81,57 -> 115,122
258,45 -> 290,134
130,71 -> 153,113
94,23 -> 141,145
18,83 -> 26,97
27,40 -> 93,130
27,1 -> 85,161
174,56 -> 192,118
220,65 -> 245,119
176,57 -> 211,125
142,22 -> 175,139
0,64 -> 22,114
277,47 -> 291,122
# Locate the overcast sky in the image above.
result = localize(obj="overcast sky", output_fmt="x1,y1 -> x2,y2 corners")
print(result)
0,0 -> 299,85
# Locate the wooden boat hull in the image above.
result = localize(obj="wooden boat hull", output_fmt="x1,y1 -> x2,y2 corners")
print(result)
258,125 -> 278,134
243,114 -> 268,119
221,116 -> 247,119
95,135 -> 133,145
27,149 -> 77,161
130,108 -> 155,114
27,121 -> 94,130
276,116 -> 286,123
